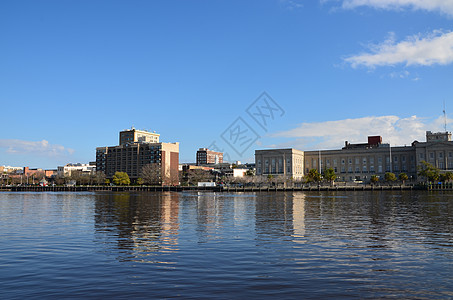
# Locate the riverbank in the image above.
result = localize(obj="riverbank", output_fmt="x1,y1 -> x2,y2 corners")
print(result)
0,184 -> 434,192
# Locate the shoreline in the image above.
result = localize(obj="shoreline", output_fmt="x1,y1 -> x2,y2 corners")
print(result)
1,184 -> 447,192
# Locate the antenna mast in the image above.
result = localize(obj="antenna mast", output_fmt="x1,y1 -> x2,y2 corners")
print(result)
443,101 -> 447,132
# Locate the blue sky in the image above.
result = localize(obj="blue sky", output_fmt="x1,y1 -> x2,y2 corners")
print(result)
1,0 -> 453,168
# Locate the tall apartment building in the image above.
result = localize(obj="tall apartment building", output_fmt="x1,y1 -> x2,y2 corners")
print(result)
256,131 -> 453,182
96,129 -> 179,185
196,148 -> 223,165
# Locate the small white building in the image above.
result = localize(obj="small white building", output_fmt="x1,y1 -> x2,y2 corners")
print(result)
57,163 -> 96,177
224,168 -> 248,178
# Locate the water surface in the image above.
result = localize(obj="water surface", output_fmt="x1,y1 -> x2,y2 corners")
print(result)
1,191 -> 452,299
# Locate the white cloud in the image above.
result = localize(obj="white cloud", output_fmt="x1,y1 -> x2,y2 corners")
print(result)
280,0 -> 304,9
345,31 -> 453,68
341,0 -> 453,16
0,139 -> 74,157
270,115 -> 450,150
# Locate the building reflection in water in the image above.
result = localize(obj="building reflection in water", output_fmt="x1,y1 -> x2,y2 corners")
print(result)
93,190 -> 453,265
94,192 -> 180,263
190,192 -> 257,244
292,193 -> 306,240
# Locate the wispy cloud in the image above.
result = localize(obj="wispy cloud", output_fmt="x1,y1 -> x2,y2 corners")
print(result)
270,115 -> 449,150
0,139 -> 75,157
341,0 -> 453,16
280,0 -> 304,10
345,31 -> 453,68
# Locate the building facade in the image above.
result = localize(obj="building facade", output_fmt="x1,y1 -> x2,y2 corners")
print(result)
96,129 -> 179,185
57,163 -> 96,177
119,128 -> 160,145
255,131 -> 453,182
196,148 -> 223,165
255,148 -> 305,179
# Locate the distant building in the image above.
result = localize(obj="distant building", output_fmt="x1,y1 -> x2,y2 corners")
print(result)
57,163 -> 96,177
22,167 -> 56,179
0,166 -> 22,174
96,129 -> 179,185
223,168 -> 248,178
255,131 -> 453,183
23,167 -> 44,177
196,148 -> 223,165
119,127 -> 160,145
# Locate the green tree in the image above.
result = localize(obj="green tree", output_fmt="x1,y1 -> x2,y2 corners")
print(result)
305,169 -> 322,183
418,160 -> 440,182
370,175 -> 379,185
112,172 -> 130,186
398,173 -> 408,185
136,177 -> 144,185
444,171 -> 453,182
323,168 -> 336,186
245,169 -> 255,176
384,172 -> 397,183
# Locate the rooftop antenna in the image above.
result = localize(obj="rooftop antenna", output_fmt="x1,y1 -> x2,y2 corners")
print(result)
443,101 -> 447,132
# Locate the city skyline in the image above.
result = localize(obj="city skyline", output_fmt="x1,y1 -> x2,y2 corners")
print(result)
2,0 -> 453,169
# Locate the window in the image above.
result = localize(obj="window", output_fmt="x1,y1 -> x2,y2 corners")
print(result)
341,167 -> 345,173
430,152 -> 434,159
363,157 -> 367,164
341,159 -> 345,165
333,159 -> 337,166
439,152 -> 443,158
348,158 -> 352,164
370,157 -> 374,164
348,166 -> 352,173
378,157 -> 382,164
402,156 -> 406,163
355,166 -> 360,172
363,165 -> 367,172
370,166 -> 375,172
355,158 -> 359,164
394,156 -> 398,162
419,153 -> 424,159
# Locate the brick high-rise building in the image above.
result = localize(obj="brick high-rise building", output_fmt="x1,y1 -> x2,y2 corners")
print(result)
96,129 -> 179,185
196,148 -> 223,165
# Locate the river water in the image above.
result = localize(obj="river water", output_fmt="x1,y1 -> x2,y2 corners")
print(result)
1,191 -> 452,299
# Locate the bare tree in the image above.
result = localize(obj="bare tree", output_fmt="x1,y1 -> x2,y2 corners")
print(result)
141,163 -> 162,185
187,169 -> 213,185
94,172 -> 106,185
